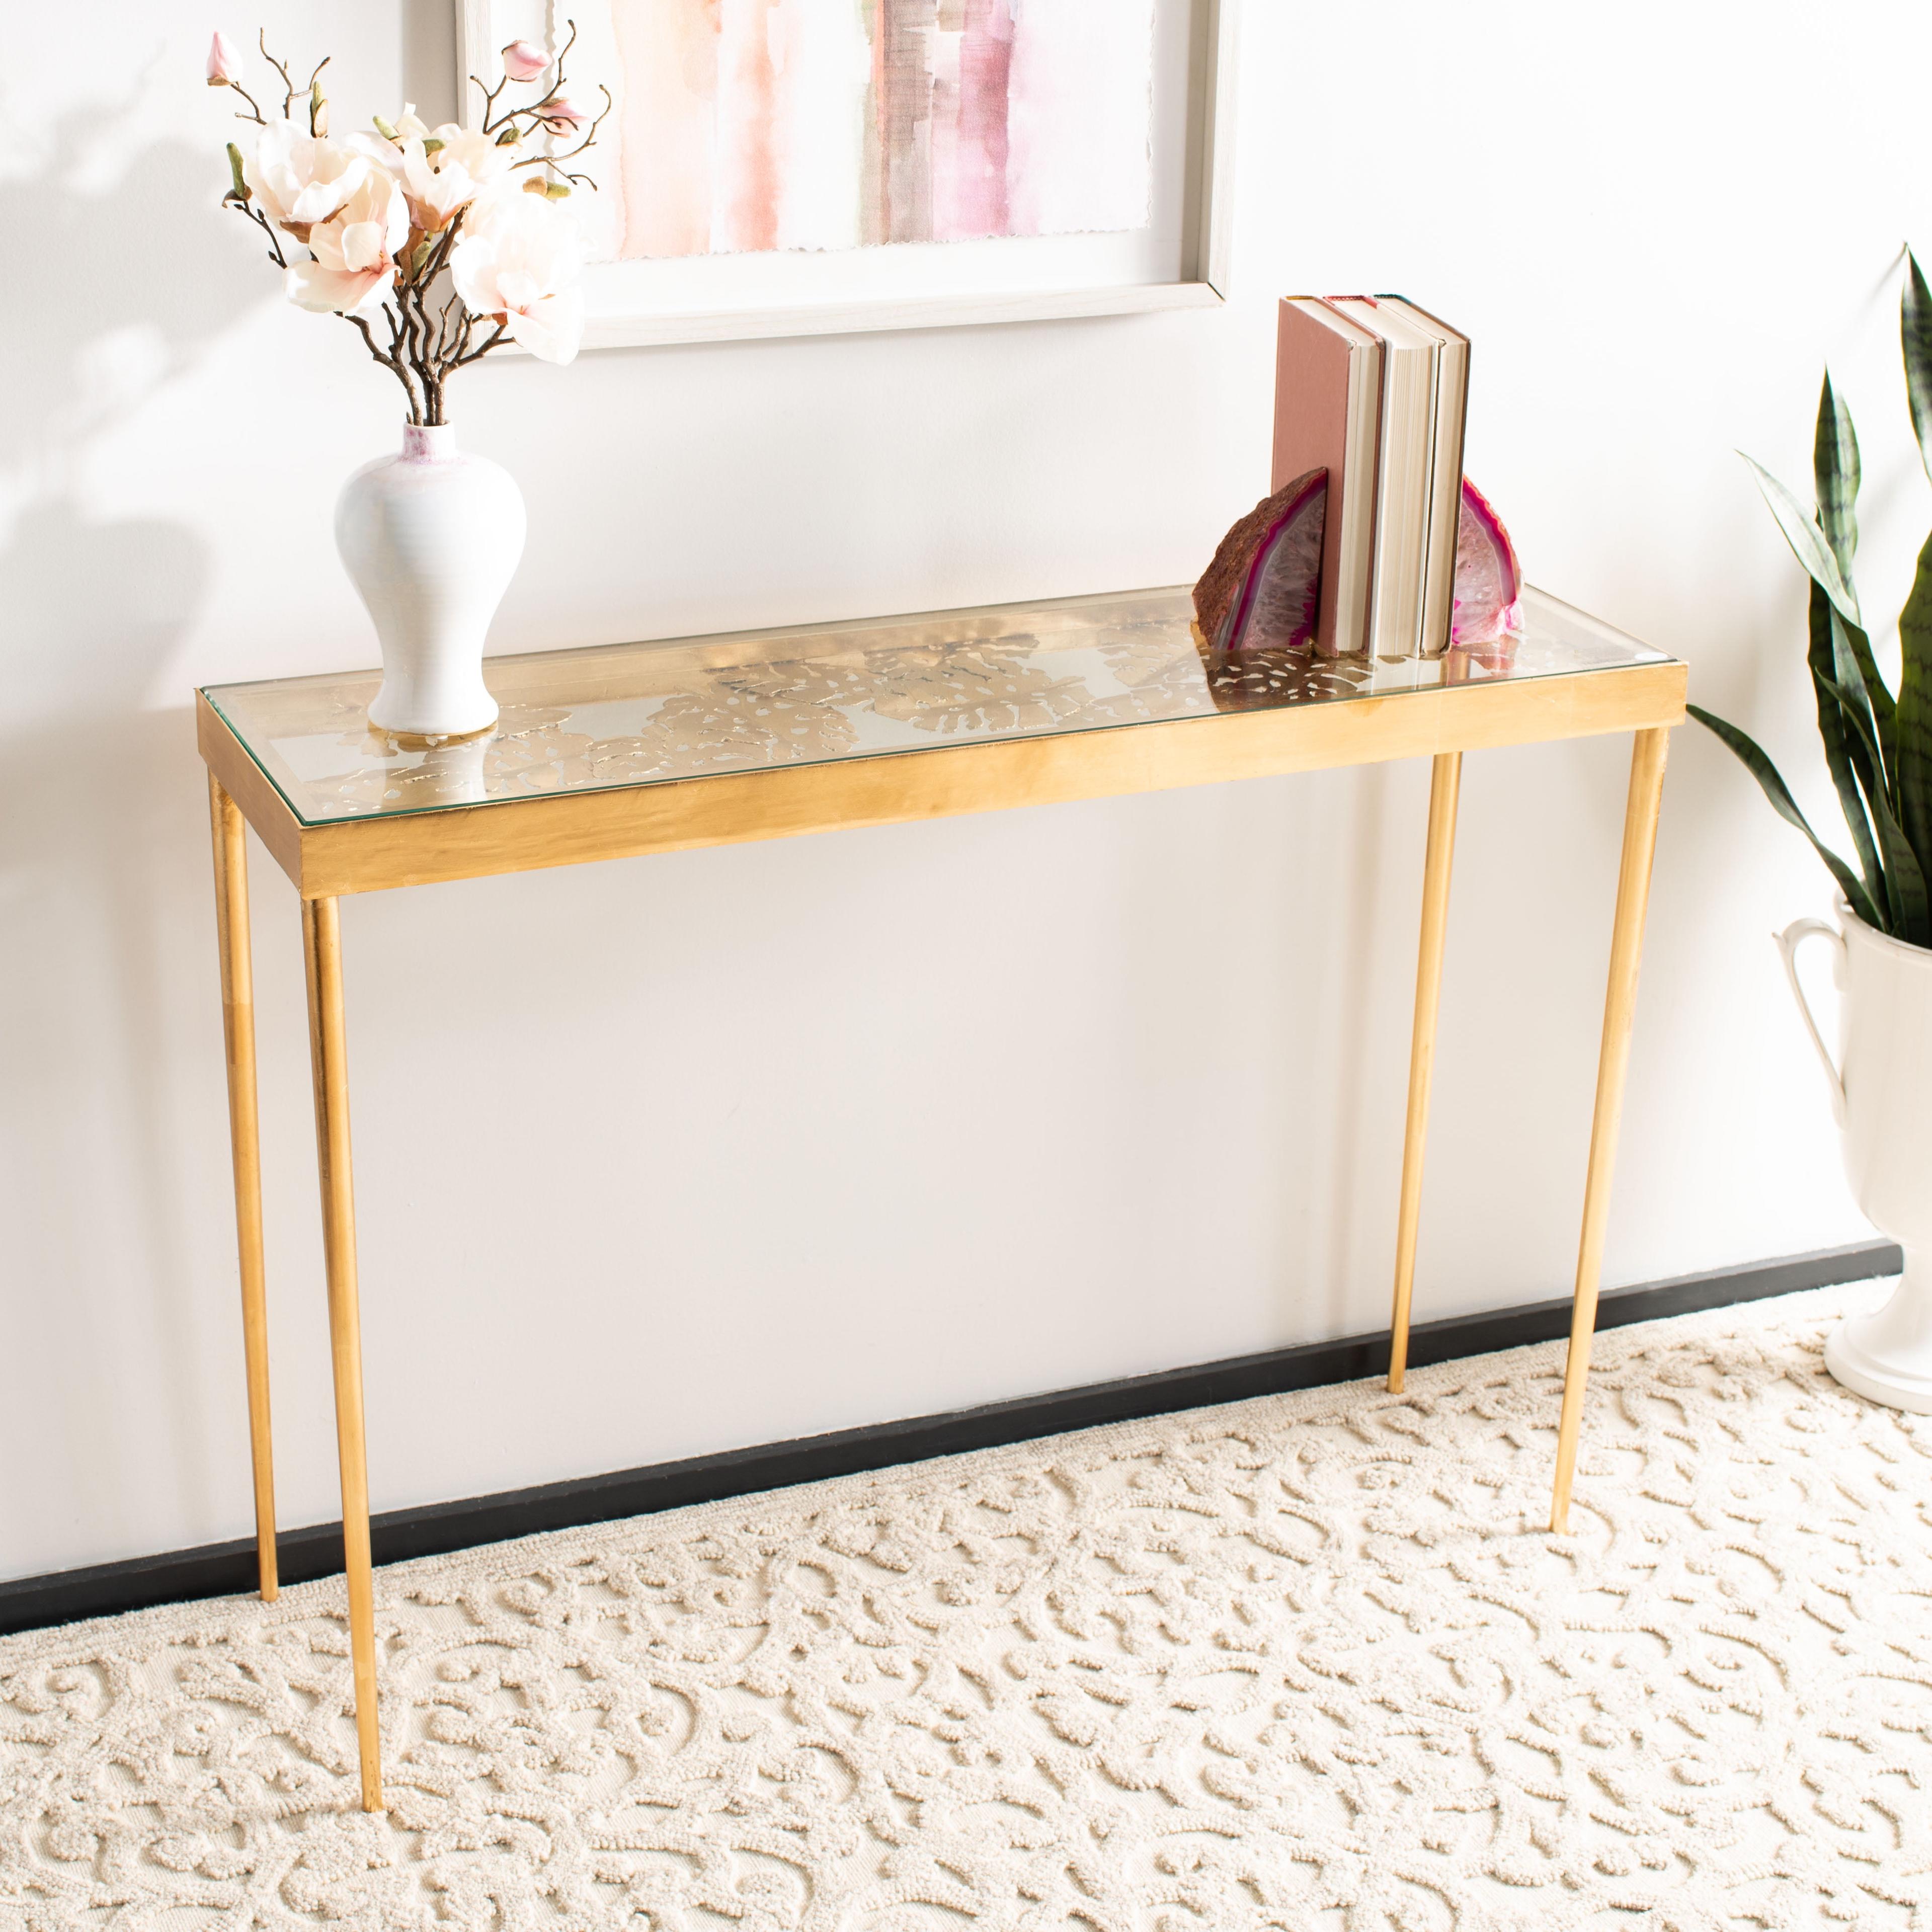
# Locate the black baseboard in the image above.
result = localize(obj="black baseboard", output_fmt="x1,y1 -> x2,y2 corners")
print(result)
0,1240 -> 1898,1639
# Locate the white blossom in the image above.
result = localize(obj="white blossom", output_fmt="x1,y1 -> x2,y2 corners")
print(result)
399,125 -> 519,231
449,188 -> 584,364
244,119 -> 368,236
286,167 -> 410,316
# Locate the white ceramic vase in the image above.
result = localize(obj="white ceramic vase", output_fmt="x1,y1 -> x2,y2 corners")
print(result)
1779,900 -> 1932,1410
335,422 -> 526,742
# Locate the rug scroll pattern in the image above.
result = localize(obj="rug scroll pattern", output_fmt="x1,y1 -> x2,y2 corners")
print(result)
4,1287 -> 1931,1929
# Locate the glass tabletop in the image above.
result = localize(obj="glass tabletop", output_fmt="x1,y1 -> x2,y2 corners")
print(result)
202,585 -> 1668,829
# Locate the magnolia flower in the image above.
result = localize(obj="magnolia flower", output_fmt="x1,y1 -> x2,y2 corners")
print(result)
212,36 -> 602,414
244,120 -> 368,236
537,94 -> 593,131
354,104 -> 430,170
287,167 -> 409,315
206,31 -> 243,85
500,39 -> 549,83
397,124 -> 517,230
449,188 -> 583,364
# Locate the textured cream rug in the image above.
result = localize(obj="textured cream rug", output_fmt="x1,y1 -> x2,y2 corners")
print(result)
4,1283 -> 1930,1930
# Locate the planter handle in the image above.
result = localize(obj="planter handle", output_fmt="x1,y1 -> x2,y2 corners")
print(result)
1776,915 -> 1848,1125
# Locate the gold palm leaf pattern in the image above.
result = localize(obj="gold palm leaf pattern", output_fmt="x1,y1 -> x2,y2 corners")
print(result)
208,589 -> 1662,826
860,640 -> 1095,737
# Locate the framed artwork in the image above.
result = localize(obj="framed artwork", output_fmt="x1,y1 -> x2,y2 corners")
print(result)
456,0 -> 1237,349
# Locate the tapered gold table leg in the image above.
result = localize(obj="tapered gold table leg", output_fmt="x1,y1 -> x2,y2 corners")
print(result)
1551,727 -> 1671,1534
209,776 -> 278,1601
301,895 -> 383,1813
1388,751 -> 1462,1393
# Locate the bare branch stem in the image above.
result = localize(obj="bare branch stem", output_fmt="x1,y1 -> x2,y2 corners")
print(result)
259,32 -> 297,117
226,80 -> 267,125
475,73 -> 511,135
510,85 -> 612,180
444,322 -> 508,374
227,198 -> 289,269
348,308 -> 423,421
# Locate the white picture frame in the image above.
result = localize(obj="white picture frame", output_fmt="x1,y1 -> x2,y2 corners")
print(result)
456,0 -> 1238,351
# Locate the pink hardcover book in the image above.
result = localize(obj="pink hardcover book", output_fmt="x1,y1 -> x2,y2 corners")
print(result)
1272,298 -> 1384,655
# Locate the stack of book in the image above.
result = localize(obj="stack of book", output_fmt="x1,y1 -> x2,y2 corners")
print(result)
1272,295 -> 1469,658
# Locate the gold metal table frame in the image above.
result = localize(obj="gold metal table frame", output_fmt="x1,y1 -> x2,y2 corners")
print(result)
196,585 -> 1684,1812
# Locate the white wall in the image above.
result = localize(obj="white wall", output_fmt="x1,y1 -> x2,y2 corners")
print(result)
4,0 -> 1925,1582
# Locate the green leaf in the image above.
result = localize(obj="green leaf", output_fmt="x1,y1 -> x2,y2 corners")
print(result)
1835,706 -> 1904,935
1808,585 -> 1884,909
1828,606 -> 1906,929
1827,607 -> 1894,793
1688,702 -> 1883,929
1896,526 -> 1932,884
1818,664 -> 1931,941
1839,612 -> 1897,749
1740,452 -> 1861,625
1819,613 -> 1929,941
1812,371 -> 1860,582
1904,251 -> 1932,486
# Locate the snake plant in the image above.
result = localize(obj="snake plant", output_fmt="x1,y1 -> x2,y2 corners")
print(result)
1690,253 -> 1932,948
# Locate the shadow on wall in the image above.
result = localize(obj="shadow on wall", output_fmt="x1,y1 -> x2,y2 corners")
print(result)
0,99 -> 261,1544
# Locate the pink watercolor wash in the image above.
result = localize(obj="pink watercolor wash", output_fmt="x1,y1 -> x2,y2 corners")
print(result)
591,0 -> 1153,260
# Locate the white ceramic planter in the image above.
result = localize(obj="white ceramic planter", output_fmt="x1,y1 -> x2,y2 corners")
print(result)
335,423 -> 526,742
1779,901 -> 1932,1410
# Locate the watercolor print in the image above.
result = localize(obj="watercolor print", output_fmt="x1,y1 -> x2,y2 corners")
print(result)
561,0 -> 1157,261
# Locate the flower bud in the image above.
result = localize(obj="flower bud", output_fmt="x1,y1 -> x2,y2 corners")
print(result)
206,30 -> 243,86
372,113 -> 399,141
224,140 -> 250,201
309,77 -> 328,137
500,39 -> 549,83
538,95 -> 591,130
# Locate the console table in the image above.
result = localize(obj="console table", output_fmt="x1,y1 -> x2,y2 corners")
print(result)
197,584 -> 1684,1813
